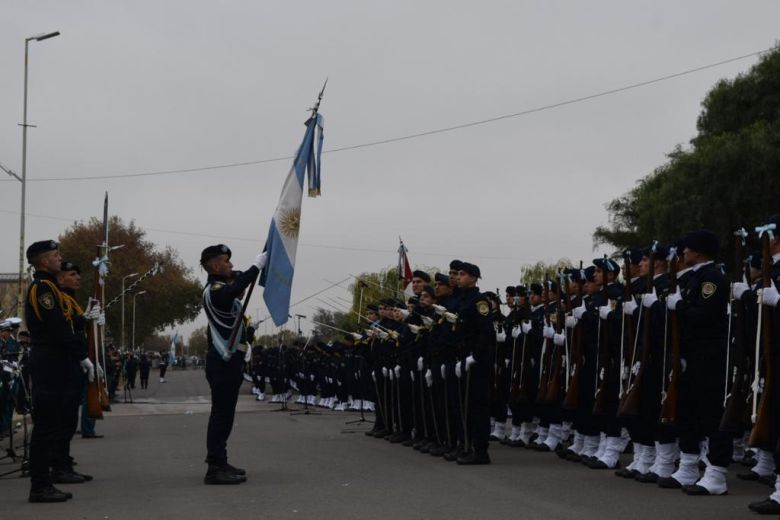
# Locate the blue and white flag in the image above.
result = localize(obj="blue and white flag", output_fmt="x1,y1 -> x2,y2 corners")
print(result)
261,113 -> 325,326
169,332 -> 178,364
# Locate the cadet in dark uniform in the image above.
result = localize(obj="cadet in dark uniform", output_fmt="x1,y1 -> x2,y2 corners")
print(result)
452,262 -> 496,465
660,230 -> 731,495
200,244 -> 267,485
24,241 -> 96,503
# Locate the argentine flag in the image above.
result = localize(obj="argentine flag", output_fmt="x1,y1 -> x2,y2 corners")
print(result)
169,332 -> 178,364
261,113 -> 324,326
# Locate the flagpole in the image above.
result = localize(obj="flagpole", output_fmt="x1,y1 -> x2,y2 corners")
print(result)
226,81 -> 327,351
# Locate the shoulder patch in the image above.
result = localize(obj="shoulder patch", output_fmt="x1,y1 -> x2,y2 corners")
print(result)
701,282 -> 717,299
39,292 -> 55,310
476,300 -> 490,316
210,282 -> 225,291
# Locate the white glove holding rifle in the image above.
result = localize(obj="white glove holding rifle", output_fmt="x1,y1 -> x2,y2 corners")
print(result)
80,358 -> 95,382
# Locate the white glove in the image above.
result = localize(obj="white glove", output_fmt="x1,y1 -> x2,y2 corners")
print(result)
573,304 -> 586,320
666,291 -> 682,311
543,325 -> 555,339
310,374 -> 315,381
762,286 -> 780,307
85,301 -> 102,320
565,316 -> 577,329
504,358 -> 510,367
351,333 -> 363,341
378,331 -> 389,340
642,292 -> 658,308
623,300 -> 638,316
455,361 -> 462,378
598,305 -> 612,320
394,365 -> 401,378
521,322 -> 532,334
444,312 -> 458,324
432,304 -> 446,315
425,369 -> 433,387
680,358 -> 687,374
254,252 -> 268,270
98,312 -> 106,326
337,380 -> 342,387
421,316 -> 434,327
96,364 -> 105,379
365,328 -> 375,338
389,370 -> 394,381
371,372 -> 376,382
465,355 -> 476,370
80,358 -> 95,382
410,371 -> 415,382
408,324 -> 420,334
417,356 -> 424,371
388,330 -> 399,340
440,364 -> 446,379
553,333 -> 565,346
496,331 -> 506,343
511,325 -> 522,338
399,309 -> 410,319
733,282 -> 750,300
382,367 -> 388,377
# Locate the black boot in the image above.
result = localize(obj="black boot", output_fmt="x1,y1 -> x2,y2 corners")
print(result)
457,450 -> 491,465
29,486 -> 70,503
204,464 -> 246,485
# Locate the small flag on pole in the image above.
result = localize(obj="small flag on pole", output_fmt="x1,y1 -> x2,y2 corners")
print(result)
398,237 -> 414,296
261,98 -> 325,326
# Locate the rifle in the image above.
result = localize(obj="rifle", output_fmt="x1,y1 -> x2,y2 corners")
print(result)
719,228 -> 751,432
659,249 -> 681,425
544,272 -> 567,403
748,225 -> 776,447
619,243 -> 657,417
618,251 -> 636,401
593,256 -> 613,416
537,277 -> 553,402
563,262 -> 585,410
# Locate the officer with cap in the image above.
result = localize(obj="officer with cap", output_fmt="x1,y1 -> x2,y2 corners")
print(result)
200,244 -> 267,485
24,241 -> 97,503
451,262 -> 496,464
660,229 -> 730,495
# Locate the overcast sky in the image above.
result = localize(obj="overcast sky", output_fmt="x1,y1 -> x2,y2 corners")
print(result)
2,1 -> 779,340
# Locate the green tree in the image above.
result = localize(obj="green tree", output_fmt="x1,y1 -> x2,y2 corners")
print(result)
58,216 -> 203,347
594,46 -> 780,271
519,259 -> 574,285
188,326 -> 208,356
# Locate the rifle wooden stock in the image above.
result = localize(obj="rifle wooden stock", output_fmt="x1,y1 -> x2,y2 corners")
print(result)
86,245 -> 111,419
749,232 -> 774,448
619,250 -> 656,417
563,278 -> 585,410
659,255 -> 680,425
720,235 -> 750,432
544,276 -> 568,403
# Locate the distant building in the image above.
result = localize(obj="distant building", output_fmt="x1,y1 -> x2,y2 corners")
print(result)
0,273 -> 26,320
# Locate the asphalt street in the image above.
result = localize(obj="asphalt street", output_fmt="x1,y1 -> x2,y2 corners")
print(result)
0,369 -> 767,519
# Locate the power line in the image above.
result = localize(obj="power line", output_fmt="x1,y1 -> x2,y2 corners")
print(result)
0,208 -> 510,260
2,48 -> 769,184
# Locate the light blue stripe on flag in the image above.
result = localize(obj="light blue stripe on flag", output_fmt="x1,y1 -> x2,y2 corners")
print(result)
261,114 -> 324,326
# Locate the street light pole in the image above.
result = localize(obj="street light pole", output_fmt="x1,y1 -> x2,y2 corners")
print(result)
121,272 -> 139,350
132,290 -> 147,352
17,30 -> 60,317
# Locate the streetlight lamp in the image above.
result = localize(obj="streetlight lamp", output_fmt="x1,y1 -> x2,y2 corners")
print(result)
16,30 -> 60,316
131,290 -> 147,352
121,272 -> 139,349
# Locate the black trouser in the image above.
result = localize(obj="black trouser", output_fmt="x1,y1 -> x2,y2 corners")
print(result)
51,379 -> 81,472
28,352 -> 80,490
159,365 -> 168,378
677,372 -> 731,467
140,369 -> 150,389
466,361 -> 491,453
205,352 -> 244,466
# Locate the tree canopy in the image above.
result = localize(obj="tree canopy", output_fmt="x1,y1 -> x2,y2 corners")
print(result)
594,46 -> 780,271
58,216 -> 203,348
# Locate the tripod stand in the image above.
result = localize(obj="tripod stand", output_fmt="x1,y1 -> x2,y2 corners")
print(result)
0,368 -> 31,478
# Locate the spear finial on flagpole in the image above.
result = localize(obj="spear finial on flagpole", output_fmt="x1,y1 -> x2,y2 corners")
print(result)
310,78 -> 328,116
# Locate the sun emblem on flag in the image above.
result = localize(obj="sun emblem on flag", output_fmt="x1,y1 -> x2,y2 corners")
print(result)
279,208 -> 301,239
